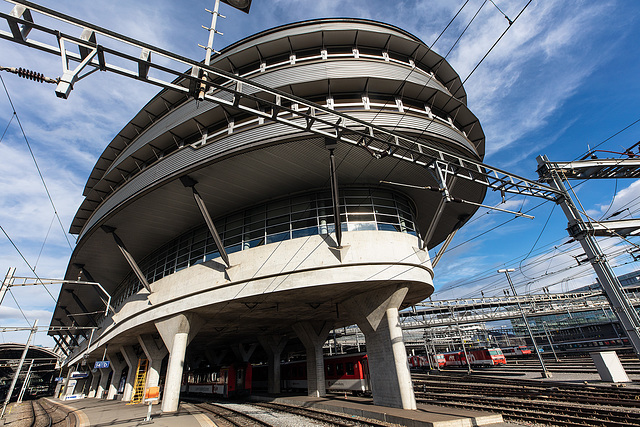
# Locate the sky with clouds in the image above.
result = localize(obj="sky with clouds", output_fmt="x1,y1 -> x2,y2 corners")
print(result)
0,0 -> 639,346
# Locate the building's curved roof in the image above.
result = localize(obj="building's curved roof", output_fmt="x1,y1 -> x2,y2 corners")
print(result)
70,18 -> 481,235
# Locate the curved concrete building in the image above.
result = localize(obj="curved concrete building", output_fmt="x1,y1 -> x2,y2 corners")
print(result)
51,18 -> 485,410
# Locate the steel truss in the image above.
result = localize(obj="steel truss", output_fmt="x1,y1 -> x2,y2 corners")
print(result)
0,0 -> 562,202
399,290 -> 630,328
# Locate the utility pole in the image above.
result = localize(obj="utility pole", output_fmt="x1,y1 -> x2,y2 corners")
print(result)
450,308 -> 471,374
1,319 -> 38,419
541,322 -> 559,363
498,269 -> 551,378
537,154 -> 640,357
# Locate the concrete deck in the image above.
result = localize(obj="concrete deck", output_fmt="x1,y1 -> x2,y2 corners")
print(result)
251,393 -> 511,427
26,395 -> 516,427
42,398 -> 214,427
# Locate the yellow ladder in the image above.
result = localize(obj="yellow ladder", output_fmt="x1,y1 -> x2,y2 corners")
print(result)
128,358 -> 149,404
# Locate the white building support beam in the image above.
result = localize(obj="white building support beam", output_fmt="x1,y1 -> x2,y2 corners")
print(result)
119,345 -> 138,402
96,367 -> 111,399
257,335 -> 287,394
155,313 -> 203,413
342,285 -> 416,410
105,352 -> 126,400
292,321 -> 332,398
137,334 -> 167,391
87,369 -> 100,398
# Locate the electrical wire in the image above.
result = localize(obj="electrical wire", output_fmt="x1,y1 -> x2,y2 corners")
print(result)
8,289 -> 30,324
0,74 -> 74,251
0,224 -> 58,303
0,112 -> 14,144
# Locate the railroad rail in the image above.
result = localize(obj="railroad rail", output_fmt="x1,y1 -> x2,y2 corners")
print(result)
413,371 -> 640,426
194,402 -> 272,427
30,399 -> 52,427
252,401 -> 396,427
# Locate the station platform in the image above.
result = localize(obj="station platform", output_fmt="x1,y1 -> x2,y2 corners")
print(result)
250,393 -> 509,427
41,398 -> 215,427
30,395 -> 512,427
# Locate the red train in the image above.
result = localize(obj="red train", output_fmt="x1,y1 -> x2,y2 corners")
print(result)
182,362 -> 252,397
501,345 -> 532,356
277,353 -> 370,394
442,348 -> 506,366
183,353 -> 370,398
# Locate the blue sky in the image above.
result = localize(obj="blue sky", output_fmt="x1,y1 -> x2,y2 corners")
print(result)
0,0 -> 639,346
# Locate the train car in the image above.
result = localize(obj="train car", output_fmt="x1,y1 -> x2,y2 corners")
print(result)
469,348 -> 506,365
443,350 -> 466,366
281,353 -> 370,394
432,353 -> 446,368
443,348 -> 506,366
501,345 -> 532,356
182,362 -> 252,398
408,355 -> 429,369
549,337 -> 630,354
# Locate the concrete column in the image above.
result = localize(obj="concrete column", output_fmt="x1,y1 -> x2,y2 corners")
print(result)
106,352 -> 127,400
204,348 -> 227,367
258,335 -> 287,394
120,346 -> 138,402
87,369 -> 101,398
155,313 -> 203,413
341,285 -> 416,410
138,334 -> 168,390
231,343 -> 258,362
292,321 -> 332,397
96,368 -> 111,398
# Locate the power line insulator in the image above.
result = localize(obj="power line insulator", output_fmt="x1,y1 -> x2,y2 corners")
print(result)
1,65 -> 58,84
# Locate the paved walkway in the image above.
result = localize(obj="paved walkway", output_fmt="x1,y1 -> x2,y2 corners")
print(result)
44,398 -> 215,427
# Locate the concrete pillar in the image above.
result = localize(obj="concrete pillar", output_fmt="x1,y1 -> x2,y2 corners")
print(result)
205,348 -> 227,367
155,313 -> 203,413
292,321 -> 332,397
105,353 -> 127,400
341,285 -> 416,410
138,334 -> 168,390
96,368 -> 111,398
258,335 -> 287,394
120,346 -> 138,402
87,369 -> 101,398
231,343 -> 258,362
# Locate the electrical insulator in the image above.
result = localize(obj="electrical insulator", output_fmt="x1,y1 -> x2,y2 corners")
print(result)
17,67 -> 46,83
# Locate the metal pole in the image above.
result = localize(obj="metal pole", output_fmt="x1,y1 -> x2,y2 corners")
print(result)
542,322 -> 559,363
450,308 -> 471,374
198,0 -> 222,101
1,319 -> 38,418
498,269 -> 551,378
537,154 -> 640,357
0,268 -> 16,306
17,361 -> 33,403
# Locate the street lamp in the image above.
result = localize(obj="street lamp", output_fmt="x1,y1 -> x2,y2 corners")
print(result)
498,268 -> 552,378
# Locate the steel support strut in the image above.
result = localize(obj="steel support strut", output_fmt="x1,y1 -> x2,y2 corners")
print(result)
180,175 -> 230,268
101,225 -> 152,293
537,154 -> 640,357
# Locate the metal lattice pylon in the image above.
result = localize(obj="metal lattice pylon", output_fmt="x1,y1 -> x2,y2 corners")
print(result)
128,358 -> 148,404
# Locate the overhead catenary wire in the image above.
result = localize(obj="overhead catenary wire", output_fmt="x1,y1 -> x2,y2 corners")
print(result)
0,224 -> 58,303
0,74 -> 74,251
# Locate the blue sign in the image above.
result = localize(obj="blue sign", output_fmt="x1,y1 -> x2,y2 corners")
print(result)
71,372 -> 90,379
55,377 -> 65,382
94,361 -> 110,369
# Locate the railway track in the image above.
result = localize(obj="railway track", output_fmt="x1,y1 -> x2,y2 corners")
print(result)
414,371 -> 640,426
252,401 -> 397,427
30,399 -> 53,427
194,402 -> 272,427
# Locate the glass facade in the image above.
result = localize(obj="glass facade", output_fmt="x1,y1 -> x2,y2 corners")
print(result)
113,188 -> 417,308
